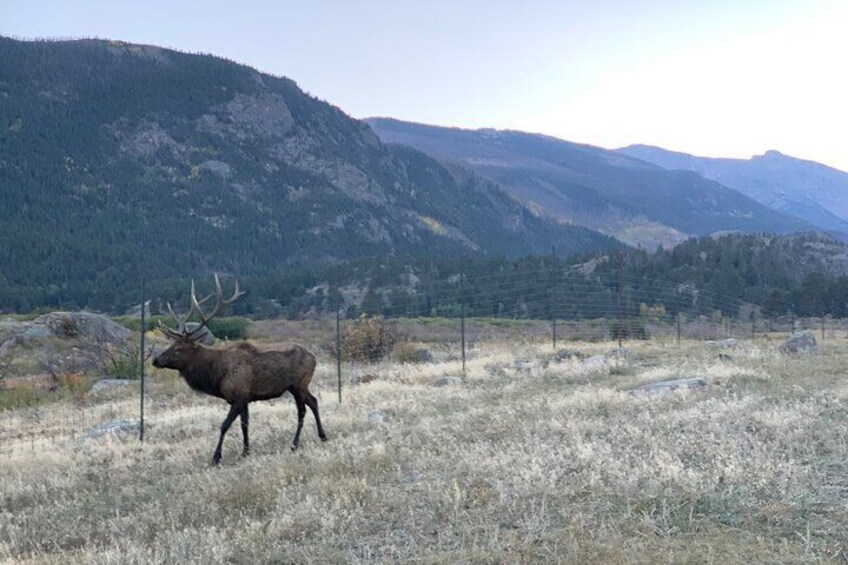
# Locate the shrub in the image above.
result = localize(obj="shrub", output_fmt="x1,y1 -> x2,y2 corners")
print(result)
393,342 -> 433,364
343,315 -> 396,362
114,315 -> 251,340
206,317 -> 251,340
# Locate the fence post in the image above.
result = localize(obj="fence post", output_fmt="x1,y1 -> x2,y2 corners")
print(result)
460,270 -> 466,378
550,245 -> 557,350
616,252 -> 623,349
676,312 -> 681,345
139,276 -> 145,443
336,308 -> 342,403
552,318 -> 557,350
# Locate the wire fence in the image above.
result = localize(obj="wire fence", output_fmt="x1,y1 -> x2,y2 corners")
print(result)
0,267 -> 843,457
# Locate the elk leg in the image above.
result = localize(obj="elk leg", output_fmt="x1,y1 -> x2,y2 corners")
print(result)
305,392 -> 327,441
213,403 -> 243,465
240,405 -> 250,457
290,388 -> 307,451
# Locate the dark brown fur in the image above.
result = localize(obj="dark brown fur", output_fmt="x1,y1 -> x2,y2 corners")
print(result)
153,338 -> 327,464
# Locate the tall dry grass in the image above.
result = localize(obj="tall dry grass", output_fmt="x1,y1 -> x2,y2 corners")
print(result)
1,335 -> 847,563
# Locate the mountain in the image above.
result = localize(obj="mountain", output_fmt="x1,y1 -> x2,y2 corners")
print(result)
617,145 -> 848,235
0,37 -> 619,313
366,118 -> 813,249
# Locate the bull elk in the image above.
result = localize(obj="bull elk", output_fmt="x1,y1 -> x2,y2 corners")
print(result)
152,275 -> 327,465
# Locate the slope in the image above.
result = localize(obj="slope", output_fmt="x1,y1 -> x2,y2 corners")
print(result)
367,118 -> 812,248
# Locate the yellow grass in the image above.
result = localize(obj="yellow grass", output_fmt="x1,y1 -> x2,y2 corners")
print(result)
1,336 -> 848,563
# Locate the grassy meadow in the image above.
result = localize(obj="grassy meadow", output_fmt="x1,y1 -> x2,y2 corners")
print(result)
1,325 -> 847,563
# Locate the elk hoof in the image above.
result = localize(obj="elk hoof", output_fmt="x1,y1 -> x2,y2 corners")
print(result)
212,452 -> 222,465
320,434 -> 328,442
241,448 -> 250,458
290,444 -> 299,452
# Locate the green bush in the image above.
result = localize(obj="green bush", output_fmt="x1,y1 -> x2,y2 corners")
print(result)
206,317 -> 251,340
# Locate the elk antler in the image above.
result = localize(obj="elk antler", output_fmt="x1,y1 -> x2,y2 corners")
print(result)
186,273 -> 244,339
158,274 -> 241,340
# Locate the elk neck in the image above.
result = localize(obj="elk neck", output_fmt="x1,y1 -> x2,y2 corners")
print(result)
178,346 -> 228,398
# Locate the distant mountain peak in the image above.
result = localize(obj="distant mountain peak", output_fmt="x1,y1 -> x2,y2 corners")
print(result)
618,144 -> 848,237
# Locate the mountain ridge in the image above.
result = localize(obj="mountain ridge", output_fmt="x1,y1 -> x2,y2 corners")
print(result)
366,118 -> 813,249
0,36 -> 620,312
618,144 -> 848,234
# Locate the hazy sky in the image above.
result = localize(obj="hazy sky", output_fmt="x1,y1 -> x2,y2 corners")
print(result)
4,1 -> 847,171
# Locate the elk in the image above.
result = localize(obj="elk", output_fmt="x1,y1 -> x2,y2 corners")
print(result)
152,275 -> 327,465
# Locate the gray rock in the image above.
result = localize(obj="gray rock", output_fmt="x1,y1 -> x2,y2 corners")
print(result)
581,355 -> 609,372
607,347 -> 639,361
199,159 -> 232,178
87,419 -> 141,439
19,325 -> 53,344
780,331 -> 817,354
183,322 -> 216,345
367,409 -> 386,424
412,348 -> 434,363
89,378 -> 136,395
33,312 -> 130,344
628,377 -> 707,397
554,348 -> 584,362
513,358 -> 532,370
708,338 -> 738,349
433,376 -> 462,387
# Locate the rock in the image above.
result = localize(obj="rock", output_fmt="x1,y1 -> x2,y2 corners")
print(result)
33,312 -> 130,344
554,348 -> 584,362
707,339 -> 737,349
718,353 -> 734,361
581,355 -> 608,372
780,331 -> 817,354
628,377 -> 707,397
86,419 -> 141,440
412,348 -> 434,363
433,376 -> 462,387
183,322 -> 216,345
367,409 -> 386,424
352,373 -> 379,385
19,325 -> 53,344
512,358 -> 532,370
199,159 -> 233,178
89,378 -> 136,395
607,347 -> 639,361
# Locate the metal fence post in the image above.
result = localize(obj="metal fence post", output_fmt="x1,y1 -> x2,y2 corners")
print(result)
139,276 -> 145,442
460,271 -> 466,378
616,252 -> 623,348
336,308 -> 342,403
676,312 -> 681,346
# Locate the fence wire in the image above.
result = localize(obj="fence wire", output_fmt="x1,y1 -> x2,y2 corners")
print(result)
0,267 -> 842,457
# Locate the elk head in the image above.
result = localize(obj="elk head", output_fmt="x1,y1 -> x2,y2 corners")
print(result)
153,274 -> 244,370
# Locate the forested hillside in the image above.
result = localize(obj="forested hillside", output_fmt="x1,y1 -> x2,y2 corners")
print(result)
0,37 -> 617,313
211,233 -> 848,321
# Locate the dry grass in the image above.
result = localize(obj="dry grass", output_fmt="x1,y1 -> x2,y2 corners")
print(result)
2,333 -> 848,563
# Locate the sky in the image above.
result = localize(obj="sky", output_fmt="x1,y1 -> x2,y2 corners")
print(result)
4,0 -> 848,171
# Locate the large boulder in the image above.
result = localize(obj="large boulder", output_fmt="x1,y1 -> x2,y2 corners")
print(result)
33,312 -> 130,344
183,322 -> 216,345
780,331 -> 817,355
